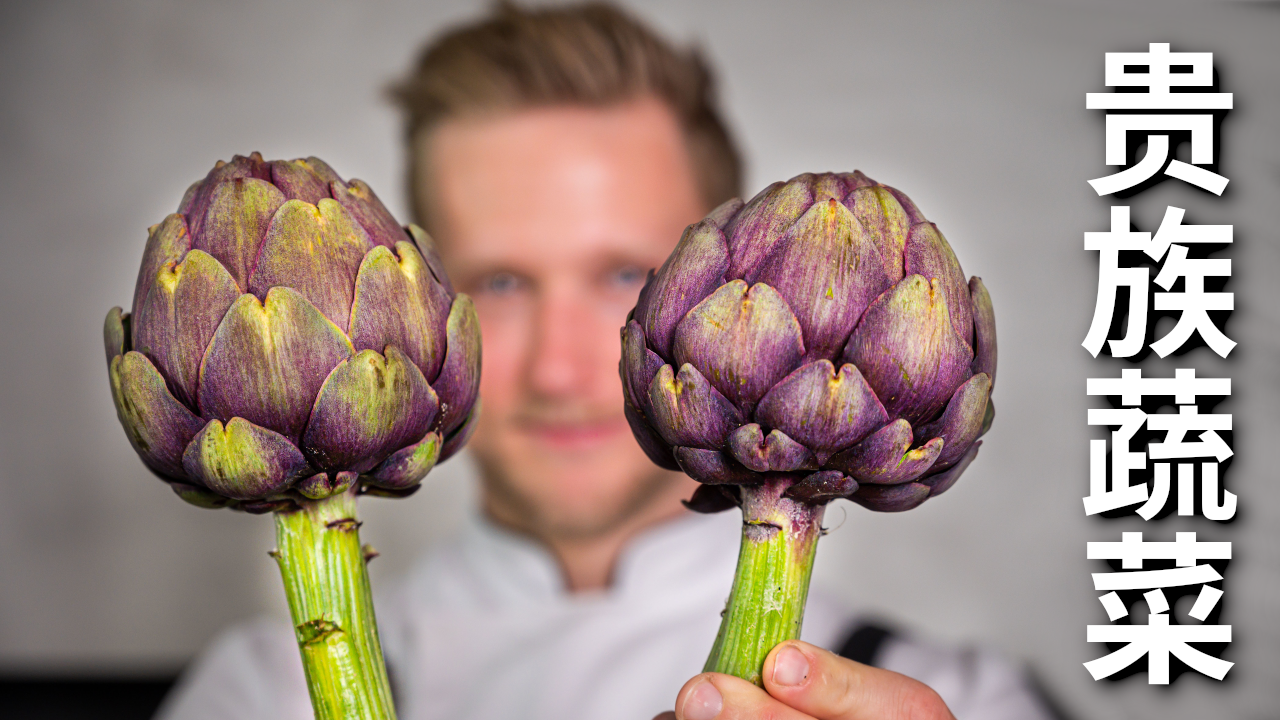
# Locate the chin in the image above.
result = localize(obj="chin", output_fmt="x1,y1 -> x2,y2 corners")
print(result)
529,455 -> 643,510
480,437 -> 680,537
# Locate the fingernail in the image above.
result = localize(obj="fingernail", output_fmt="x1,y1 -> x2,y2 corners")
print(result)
772,645 -> 810,686
680,678 -> 722,720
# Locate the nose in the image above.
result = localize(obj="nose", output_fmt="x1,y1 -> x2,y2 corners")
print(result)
527,281 -> 612,400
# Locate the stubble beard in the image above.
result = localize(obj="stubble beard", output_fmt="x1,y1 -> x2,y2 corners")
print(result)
476,452 -> 685,543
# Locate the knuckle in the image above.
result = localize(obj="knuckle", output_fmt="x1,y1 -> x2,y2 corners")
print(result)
828,669 -> 860,713
825,654 -> 866,713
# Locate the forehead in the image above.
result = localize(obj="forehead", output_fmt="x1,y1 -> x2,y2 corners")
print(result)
421,98 -> 703,270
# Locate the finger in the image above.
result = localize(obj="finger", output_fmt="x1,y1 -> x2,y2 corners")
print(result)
672,672 -> 814,720
761,641 -> 955,720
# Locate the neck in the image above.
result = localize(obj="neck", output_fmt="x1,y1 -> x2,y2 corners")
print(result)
484,474 -> 698,593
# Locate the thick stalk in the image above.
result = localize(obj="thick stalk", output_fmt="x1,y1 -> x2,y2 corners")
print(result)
704,480 -> 824,685
273,488 -> 396,720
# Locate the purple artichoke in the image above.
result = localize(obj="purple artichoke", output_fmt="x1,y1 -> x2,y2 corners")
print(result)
104,153 -> 480,512
621,171 -> 995,513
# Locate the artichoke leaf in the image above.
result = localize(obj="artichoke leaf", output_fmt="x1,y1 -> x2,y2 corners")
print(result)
301,346 -> 439,474
969,276 -> 997,388
672,280 -> 805,412
904,222 -> 973,348
248,199 -> 373,333
636,220 -> 730,358
724,179 -> 812,280
132,214 -> 191,323
110,351 -> 206,479
349,242 -> 451,383
182,417 -> 312,500
367,431 -> 442,490
192,178 -> 285,291
104,307 -> 130,363
842,274 -> 973,426
432,294 -> 482,437
913,373 -> 990,471
331,178 -> 408,249
826,419 -> 942,485
919,441 -> 981,498
646,363 -> 743,450
849,481 -> 931,513
727,424 -> 815,473
625,401 -> 679,471
198,287 -> 352,442
754,360 -> 888,458
675,446 -> 758,484
753,198 -> 892,362
268,159 -> 331,205
845,184 -> 911,284
132,249 -> 240,408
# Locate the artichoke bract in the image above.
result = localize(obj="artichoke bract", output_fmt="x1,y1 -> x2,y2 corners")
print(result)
104,153 -> 480,720
621,171 -> 995,684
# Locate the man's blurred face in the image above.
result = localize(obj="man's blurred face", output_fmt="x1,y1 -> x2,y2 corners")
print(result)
422,98 -> 705,539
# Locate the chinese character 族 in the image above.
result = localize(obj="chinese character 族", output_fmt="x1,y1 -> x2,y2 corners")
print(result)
1083,206 -> 1233,359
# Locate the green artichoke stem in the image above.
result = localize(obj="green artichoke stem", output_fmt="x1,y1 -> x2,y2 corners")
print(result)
273,487 -> 396,720
704,480 -> 824,686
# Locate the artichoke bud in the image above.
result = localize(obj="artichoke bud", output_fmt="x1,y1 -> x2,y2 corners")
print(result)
105,154 -> 480,509
296,471 -> 359,501
622,172 -> 996,512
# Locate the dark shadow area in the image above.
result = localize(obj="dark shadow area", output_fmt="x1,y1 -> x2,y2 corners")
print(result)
838,619 -> 1077,719
0,675 -> 178,720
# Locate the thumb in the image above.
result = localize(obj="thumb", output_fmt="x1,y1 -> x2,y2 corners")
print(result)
762,641 -> 954,720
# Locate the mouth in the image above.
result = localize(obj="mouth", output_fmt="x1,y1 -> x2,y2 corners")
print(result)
516,415 -> 629,450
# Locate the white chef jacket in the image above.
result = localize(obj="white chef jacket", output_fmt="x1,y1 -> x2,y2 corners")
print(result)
157,509 -> 1054,720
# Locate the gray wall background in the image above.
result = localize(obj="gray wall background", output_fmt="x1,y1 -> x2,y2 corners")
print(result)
1,1 -> 1276,718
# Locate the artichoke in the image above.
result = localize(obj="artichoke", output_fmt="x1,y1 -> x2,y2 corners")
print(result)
103,153 -> 480,719
103,152 -> 480,512
620,171 -> 995,683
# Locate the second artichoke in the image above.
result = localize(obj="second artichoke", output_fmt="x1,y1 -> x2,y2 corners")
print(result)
621,171 -> 996,683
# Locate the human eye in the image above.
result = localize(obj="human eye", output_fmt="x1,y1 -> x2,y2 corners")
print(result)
475,271 -> 527,297
604,263 -> 649,291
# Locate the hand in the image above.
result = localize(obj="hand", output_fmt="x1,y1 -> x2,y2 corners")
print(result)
653,641 -> 955,720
